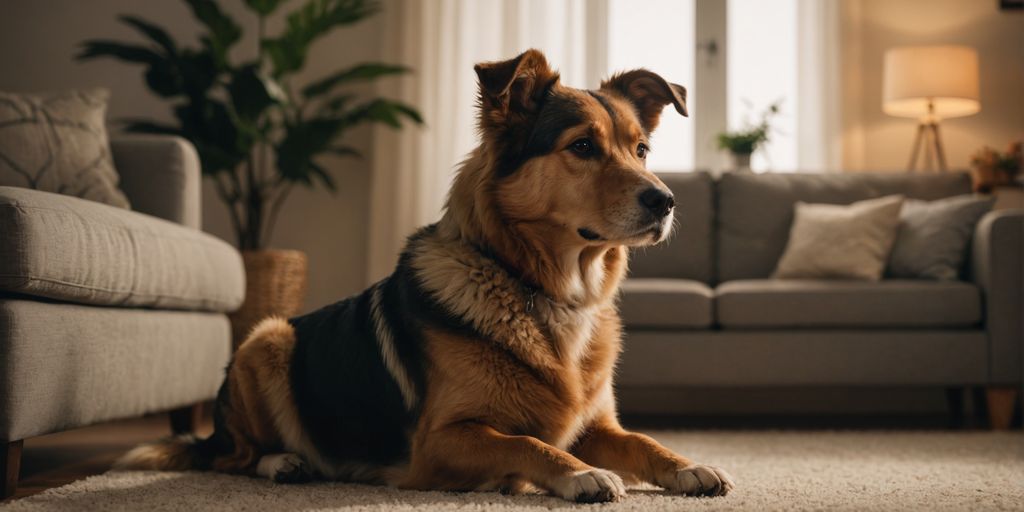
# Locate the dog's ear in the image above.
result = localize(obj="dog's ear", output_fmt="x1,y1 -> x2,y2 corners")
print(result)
474,49 -> 558,116
601,70 -> 687,133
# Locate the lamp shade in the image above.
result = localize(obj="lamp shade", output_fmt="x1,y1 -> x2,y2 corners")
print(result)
883,45 -> 980,120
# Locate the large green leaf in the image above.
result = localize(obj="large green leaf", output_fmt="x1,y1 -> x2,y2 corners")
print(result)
75,41 -> 163,64
228,63 -> 286,128
175,49 -> 219,98
262,0 -> 379,76
244,0 -> 290,16
120,120 -> 182,136
76,41 -> 183,97
275,118 -> 343,183
118,15 -> 177,55
301,62 -> 408,98
184,0 -> 242,70
343,98 -> 423,128
174,99 -> 249,174
308,162 -> 336,191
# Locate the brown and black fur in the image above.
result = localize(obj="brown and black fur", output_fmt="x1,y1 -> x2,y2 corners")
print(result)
118,49 -> 734,503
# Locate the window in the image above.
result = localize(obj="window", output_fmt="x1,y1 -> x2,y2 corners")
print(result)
727,0 -> 798,171
607,0 -> 696,171
604,0 -> 817,173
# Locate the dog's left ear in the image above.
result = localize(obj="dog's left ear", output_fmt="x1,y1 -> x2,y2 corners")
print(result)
474,49 -> 559,116
601,70 -> 688,133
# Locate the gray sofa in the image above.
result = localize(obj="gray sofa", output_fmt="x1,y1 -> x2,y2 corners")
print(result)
0,135 -> 245,497
617,171 -> 1023,425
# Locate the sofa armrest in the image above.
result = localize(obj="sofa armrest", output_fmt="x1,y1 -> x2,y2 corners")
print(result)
111,135 -> 201,229
971,209 -> 1024,383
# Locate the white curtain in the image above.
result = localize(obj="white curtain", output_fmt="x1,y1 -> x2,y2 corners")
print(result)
366,0 -> 606,283
796,0 -> 843,171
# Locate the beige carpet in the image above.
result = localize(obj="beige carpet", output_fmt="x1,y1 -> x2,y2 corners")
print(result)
4,431 -> 1023,511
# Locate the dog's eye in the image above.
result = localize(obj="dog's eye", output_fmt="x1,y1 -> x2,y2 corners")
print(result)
637,143 -> 649,159
570,138 -> 594,155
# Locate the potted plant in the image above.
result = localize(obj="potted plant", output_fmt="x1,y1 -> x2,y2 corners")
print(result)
716,101 -> 780,172
970,141 -> 1022,193
78,0 -> 422,347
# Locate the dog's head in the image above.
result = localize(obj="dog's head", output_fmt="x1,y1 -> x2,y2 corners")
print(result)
458,49 -> 687,250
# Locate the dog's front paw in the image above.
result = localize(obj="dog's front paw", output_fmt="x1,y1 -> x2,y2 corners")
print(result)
551,468 -> 626,503
664,464 -> 734,497
257,453 -> 313,484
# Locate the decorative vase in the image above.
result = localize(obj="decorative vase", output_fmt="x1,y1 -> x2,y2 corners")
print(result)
228,249 -> 308,350
730,152 -> 752,172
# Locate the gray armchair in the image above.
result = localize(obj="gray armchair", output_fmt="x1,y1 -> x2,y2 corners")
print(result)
0,135 -> 245,498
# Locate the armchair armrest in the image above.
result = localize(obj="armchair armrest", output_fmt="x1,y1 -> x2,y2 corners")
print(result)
971,209 -> 1024,383
110,135 -> 201,229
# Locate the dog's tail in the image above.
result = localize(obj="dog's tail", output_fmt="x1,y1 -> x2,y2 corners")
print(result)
114,435 -> 215,471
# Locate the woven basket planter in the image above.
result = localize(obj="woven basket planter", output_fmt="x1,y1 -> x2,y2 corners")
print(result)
228,249 -> 308,350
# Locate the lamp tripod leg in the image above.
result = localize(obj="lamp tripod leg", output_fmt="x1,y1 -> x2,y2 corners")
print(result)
907,123 -> 926,172
932,123 -> 948,172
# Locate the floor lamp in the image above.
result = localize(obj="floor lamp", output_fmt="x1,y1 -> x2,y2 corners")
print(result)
883,46 -> 980,172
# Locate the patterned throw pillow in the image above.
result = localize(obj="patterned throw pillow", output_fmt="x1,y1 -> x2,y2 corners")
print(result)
0,89 -> 129,208
773,195 -> 905,281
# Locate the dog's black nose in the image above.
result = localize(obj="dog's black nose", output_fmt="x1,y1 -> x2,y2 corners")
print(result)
639,188 -> 674,217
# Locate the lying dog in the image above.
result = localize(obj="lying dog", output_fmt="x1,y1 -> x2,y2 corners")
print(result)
118,49 -> 734,503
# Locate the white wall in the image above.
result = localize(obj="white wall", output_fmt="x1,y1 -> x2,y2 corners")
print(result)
0,0 -> 383,312
842,0 -> 1024,171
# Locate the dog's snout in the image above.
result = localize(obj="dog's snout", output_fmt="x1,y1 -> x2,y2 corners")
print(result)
638,187 -> 674,217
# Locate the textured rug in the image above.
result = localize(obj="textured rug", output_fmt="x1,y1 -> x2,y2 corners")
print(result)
4,431 -> 1023,511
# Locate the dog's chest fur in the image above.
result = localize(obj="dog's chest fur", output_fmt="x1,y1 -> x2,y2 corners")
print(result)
409,227 -> 620,448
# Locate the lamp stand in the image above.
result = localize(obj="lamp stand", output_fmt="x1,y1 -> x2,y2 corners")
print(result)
906,101 -> 948,172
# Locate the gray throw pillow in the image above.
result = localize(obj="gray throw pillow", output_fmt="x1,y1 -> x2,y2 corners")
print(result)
887,195 -> 995,280
773,195 -> 905,281
0,88 -> 129,208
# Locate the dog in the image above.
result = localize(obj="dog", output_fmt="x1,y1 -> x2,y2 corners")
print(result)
117,49 -> 734,503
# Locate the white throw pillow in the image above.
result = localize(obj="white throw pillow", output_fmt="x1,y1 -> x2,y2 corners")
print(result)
773,195 -> 905,281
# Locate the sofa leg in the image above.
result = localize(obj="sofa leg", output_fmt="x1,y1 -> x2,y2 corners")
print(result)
985,387 -> 1019,430
945,387 -> 965,429
169,404 -> 204,435
2,440 -> 22,500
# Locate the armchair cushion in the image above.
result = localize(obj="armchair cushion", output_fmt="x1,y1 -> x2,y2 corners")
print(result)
0,186 -> 244,312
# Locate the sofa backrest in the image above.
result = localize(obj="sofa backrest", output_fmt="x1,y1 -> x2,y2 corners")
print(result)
629,171 -> 715,283
716,171 -> 972,282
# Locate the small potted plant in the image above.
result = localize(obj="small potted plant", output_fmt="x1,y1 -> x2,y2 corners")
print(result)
970,141 -> 1022,193
717,101 -> 780,172
78,0 -> 422,347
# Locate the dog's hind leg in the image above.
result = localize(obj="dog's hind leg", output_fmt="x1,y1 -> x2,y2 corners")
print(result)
210,318 -> 300,476
256,453 -> 314,483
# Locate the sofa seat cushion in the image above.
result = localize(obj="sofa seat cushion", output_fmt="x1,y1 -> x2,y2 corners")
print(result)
716,279 -> 981,328
0,186 -> 244,312
620,278 -> 714,328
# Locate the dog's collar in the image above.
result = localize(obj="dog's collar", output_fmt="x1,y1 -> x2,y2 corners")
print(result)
470,242 -> 549,313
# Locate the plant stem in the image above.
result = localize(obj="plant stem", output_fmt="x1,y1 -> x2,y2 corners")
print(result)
244,153 -> 263,250
213,173 -> 244,248
263,183 -> 293,245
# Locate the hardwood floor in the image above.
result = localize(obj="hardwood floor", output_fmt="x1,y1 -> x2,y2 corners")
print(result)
5,411 -> 212,502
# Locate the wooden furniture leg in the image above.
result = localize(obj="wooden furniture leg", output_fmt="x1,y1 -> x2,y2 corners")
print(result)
986,387 -> 1019,430
945,387 -> 965,429
169,404 -> 204,435
2,440 -> 22,500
